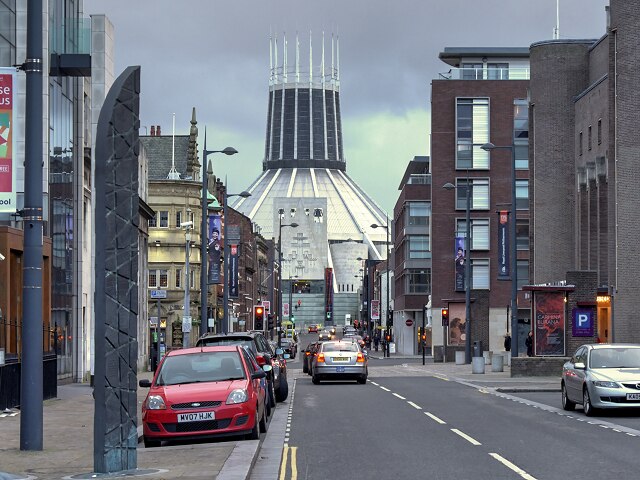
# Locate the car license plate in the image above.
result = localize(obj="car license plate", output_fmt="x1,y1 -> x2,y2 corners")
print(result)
626,393 -> 640,401
333,357 -> 348,362
336,366 -> 345,373
177,411 -> 215,423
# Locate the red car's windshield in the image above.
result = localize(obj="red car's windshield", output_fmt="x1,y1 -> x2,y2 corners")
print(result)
156,351 -> 246,386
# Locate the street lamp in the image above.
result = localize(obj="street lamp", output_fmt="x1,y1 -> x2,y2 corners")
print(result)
354,271 -> 364,326
481,141 -> 518,358
288,274 -> 299,333
199,129 -> 237,337
222,189 -> 251,334
277,213 -> 298,347
443,180 -> 472,364
371,217 -> 391,358
182,209 -> 194,347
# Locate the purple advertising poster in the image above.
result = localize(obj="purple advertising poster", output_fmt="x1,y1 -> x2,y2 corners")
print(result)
229,244 -> 239,298
497,210 -> 510,280
534,292 -> 565,356
208,214 -> 222,284
454,237 -> 465,292
572,308 -> 595,337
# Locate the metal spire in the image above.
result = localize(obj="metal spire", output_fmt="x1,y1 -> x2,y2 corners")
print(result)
309,30 -> 313,83
274,34 -> 279,84
295,32 -> 300,83
167,112 -> 180,179
283,32 -> 288,83
336,35 -> 340,82
321,31 -> 325,85
269,33 -> 273,86
553,0 -> 560,39
331,33 -> 335,83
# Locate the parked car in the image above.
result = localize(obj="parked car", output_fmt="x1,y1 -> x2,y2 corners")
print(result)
561,343 -> 640,416
139,346 -> 270,447
310,340 -> 368,385
308,324 -> 319,333
280,337 -> 297,359
196,331 -> 289,404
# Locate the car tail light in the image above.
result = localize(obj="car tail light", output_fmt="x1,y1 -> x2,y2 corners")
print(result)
256,355 -> 266,366
356,353 -> 365,363
305,351 -> 310,356
317,353 -> 325,363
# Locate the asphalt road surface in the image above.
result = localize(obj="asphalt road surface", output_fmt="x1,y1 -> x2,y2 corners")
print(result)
276,331 -> 639,479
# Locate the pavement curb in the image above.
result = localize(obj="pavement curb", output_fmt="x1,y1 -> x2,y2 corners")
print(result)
216,440 -> 261,480
495,388 -> 560,393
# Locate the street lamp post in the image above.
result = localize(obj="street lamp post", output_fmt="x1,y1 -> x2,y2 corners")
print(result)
199,132 -> 237,337
222,190 -> 251,334
354,271 -> 364,327
277,213 -> 298,348
371,217 -> 391,358
481,142 -> 518,358
183,211 -> 193,347
443,180 -> 472,364
289,274 -> 298,331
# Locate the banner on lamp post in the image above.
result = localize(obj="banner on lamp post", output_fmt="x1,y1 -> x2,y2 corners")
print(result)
208,214 -> 222,284
497,210 -> 510,280
371,300 -> 380,320
229,243 -> 239,298
0,69 -> 16,212
454,237 -> 465,292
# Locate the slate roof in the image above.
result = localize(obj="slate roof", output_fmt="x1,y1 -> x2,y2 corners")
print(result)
140,135 -> 192,180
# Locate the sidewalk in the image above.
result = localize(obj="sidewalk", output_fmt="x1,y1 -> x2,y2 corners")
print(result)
0,371 -> 262,480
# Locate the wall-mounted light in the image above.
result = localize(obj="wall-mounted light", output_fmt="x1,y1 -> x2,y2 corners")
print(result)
154,240 -> 161,247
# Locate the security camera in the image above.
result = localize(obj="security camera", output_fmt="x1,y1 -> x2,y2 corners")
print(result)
180,221 -> 193,228
0,253 -> 4,261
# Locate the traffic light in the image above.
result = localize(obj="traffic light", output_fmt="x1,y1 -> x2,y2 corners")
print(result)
267,314 -> 275,330
441,307 -> 449,326
254,305 -> 265,330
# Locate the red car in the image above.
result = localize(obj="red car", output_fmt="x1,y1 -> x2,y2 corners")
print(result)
308,324 -> 319,333
139,346 -> 270,448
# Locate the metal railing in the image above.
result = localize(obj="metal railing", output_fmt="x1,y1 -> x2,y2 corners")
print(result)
438,67 -> 530,81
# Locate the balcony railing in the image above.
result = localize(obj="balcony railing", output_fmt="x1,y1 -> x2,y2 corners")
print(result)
407,174 -> 431,185
50,17 -> 91,55
437,67 -> 530,81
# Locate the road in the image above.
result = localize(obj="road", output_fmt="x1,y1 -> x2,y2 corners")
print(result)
268,331 -> 639,479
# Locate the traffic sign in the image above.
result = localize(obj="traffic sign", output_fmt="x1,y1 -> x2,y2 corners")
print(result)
405,319 -> 414,327
181,316 -> 192,333
150,290 -> 167,299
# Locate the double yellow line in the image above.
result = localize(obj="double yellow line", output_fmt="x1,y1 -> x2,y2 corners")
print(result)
279,445 -> 298,480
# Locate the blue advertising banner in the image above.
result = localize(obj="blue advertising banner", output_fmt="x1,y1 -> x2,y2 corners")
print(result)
497,210 -> 510,280
229,243 -> 239,298
572,308 -> 595,337
454,237 -> 465,292
208,214 -> 222,284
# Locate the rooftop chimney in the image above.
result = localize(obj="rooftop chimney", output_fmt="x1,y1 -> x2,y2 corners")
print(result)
157,125 -> 161,136
150,125 -> 156,136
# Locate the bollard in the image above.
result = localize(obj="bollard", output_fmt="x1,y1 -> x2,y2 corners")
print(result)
483,350 -> 492,365
472,356 -> 485,374
455,350 -> 465,365
491,354 -> 504,372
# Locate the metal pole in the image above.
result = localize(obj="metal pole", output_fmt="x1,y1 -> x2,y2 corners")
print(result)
183,230 -> 191,347
200,147 -> 208,337
21,0 -> 44,451
386,216 -> 391,358
289,273 -> 293,329
156,298 -> 161,369
510,146 -> 519,358
277,216 -> 282,348
223,191 -> 229,334
465,176 -> 472,364
422,307 -> 426,366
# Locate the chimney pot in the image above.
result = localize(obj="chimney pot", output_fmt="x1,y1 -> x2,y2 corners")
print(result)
150,125 -> 156,136
157,125 -> 161,136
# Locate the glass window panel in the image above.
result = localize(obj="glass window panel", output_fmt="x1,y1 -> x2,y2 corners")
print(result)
175,268 -> 182,288
517,260 -> 529,289
516,180 -> 529,210
149,213 -> 157,228
516,220 -> 529,251
408,202 -> 430,226
149,270 -> 157,288
159,270 -> 168,288
471,146 -> 489,169
514,143 -> 529,170
457,219 -> 489,250
160,211 -> 169,228
407,269 -> 431,293
471,259 -> 490,289
176,210 -> 182,228
408,235 -> 430,259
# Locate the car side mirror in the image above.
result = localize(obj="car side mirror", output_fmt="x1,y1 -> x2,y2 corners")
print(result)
574,362 -> 586,370
284,353 -> 291,359
261,364 -> 273,372
252,369 -> 267,380
275,348 -> 284,355
139,379 -> 152,388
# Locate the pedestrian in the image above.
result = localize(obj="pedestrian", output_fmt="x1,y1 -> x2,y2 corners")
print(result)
525,331 -> 534,357
373,333 -> 380,351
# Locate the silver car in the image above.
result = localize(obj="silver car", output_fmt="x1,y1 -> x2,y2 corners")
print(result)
311,340 -> 368,385
561,343 -> 640,416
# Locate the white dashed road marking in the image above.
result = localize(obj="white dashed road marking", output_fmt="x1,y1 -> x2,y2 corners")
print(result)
489,453 -> 538,480
451,428 -> 482,446
425,412 -> 447,424
392,393 -> 406,400
407,401 -> 422,410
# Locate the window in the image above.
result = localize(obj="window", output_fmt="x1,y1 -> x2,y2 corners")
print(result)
461,63 -> 483,80
588,125 -> 592,151
516,180 -> 529,210
176,210 -> 182,228
175,268 -> 182,289
456,98 -> 489,169
190,270 -> 196,289
159,210 -> 169,228
516,220 -> 529,251
456,218 -> 490,250
408,202 -> 431,226
149,213 -> 157,228
514,143 -> 529,170
517,260 -> 529,289
579,132 -> 583,156
597,119 -> 602,145
148,269 -> 168,288
456,178 -> 489,210
471,259 -> 489,289
407,269 -> 431,294
513,100 -> 529,170
408,235 -> 430,259
487,63 -> 509,80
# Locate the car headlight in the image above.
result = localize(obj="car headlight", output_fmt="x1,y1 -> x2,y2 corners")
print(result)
593,381 -> 620,388
146,395 -> 166,410
226,389 -> 249,404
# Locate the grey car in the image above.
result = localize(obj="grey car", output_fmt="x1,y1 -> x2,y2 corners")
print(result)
311,340 -> 368,384
561,343 -> 640,416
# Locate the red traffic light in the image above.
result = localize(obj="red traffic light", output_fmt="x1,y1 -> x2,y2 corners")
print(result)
256,307 -> 264,315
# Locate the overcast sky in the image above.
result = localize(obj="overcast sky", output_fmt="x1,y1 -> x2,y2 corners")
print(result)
84,0 -> 608,214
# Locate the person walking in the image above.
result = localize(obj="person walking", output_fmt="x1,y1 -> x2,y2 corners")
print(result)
525,331 -> 534,357
373,332 -> 380,351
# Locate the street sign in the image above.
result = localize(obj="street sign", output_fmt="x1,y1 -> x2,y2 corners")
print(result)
149,316 -> 158,327
181,316 -> 192,333
405,319 -> 414,327
150,289 -> 167,299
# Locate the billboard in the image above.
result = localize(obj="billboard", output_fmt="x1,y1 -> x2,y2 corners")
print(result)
448,302 -> 466,346
0,69 -> 15,212
534,291 -> 565,356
